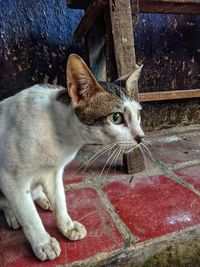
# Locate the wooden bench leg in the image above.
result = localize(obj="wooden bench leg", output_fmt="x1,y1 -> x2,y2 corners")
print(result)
83,0 -> 146,174
108,0 -> 146,174
123,147 -> 146,174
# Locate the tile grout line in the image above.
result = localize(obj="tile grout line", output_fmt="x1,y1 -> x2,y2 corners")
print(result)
64,158 -> 200,193
64,179 -> 140,246
94,185 -> 140,247
148,156 -> 200,197
165,170 -> 200,197
60,224 -> 200,267
171,159 -> 200,170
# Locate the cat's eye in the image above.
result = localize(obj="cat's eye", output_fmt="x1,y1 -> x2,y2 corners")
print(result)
108,113 -> 124,125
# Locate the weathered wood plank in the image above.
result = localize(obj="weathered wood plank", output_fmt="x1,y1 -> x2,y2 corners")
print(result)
73,0 -> 107,43
139,0 -> 200,14
108,0 -> 137,77
71,0 -> 200,44
103,5 -> 118,82
85,13 -> 107,81
68,0 -> 200,14
145,0 -> 200,3
67,0 -> 90,9
139,89 -> 200,102
107,0 -> 146,175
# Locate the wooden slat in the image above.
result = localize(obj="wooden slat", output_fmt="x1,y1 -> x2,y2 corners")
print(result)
139,89 -> 200,102
106,0 -> 145,174
86,13 -> 107,81
104,5 -> 119,81
108,1 -> 136,74
72,1 -> 200,43
67,0 -> 90,9
139,0 -> 200,14
73,0 -> 107,43
108,0 -> 139,100
68,0 -> 200,14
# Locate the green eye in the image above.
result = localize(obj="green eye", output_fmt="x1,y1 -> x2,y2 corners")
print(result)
108,113 -> 123,124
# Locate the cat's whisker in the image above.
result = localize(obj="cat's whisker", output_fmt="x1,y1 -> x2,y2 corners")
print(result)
83,143 -> 117,173
100,147 -> 119,177
107,143 -> 128,175
113,146 -> 125,174
105,146 -> 121,176
143,138 -> 153,147
71,142 -> 117,177
99,146 -> 119,177
107,145 -> 113,159
125,143 -> 140,153
144,140 -> 152,145
140,142 -> 152,156
141,138 -> 154,154
81,143 -> 117,173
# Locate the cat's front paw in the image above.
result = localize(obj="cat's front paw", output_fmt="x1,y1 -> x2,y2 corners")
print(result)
33,237 -> 61,261
64,221 -> 87,241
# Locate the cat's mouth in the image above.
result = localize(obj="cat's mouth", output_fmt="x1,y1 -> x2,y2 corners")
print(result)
91,143 -> 103,145
117,138 -> 151,155
88,137 -> 151,156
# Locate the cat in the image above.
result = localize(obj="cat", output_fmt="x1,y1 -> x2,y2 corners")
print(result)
0,54 -> 144,261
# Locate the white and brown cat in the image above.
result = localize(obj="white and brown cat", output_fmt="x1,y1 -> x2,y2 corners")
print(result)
0,54 -> 144,260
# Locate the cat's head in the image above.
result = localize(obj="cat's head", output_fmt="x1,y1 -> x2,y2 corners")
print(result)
66,54 -> 144,150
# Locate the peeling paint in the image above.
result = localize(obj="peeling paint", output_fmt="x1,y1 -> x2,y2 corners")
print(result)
0,0 -> 84,99
135,14 -> 200,92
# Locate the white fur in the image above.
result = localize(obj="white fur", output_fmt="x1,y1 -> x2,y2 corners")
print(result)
0,85 -> 87,261
0,83 -> 144,261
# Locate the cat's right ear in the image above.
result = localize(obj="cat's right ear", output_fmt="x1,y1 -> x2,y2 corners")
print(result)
114,65 -> 143,99
66,54 -> 103,107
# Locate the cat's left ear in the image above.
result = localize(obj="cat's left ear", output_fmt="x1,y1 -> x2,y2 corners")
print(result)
66,54 -> 103,107
114,65 -> 143,98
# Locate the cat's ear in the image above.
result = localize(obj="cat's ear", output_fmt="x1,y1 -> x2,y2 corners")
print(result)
114,65 -> 143,97
126,65 -> 143,96
66,54 -> 103,107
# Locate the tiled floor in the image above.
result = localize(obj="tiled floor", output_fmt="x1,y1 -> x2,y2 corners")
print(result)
0,124 -> 200,266
103,175 -> 200,241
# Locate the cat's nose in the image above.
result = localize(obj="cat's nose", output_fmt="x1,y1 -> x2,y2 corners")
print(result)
134,135 -> 144,144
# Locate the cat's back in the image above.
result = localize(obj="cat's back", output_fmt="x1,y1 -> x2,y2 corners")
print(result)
0,84 -> 67,166
0,84 -> 63,137
1,84 -> 61,111
0,84 -> 63,120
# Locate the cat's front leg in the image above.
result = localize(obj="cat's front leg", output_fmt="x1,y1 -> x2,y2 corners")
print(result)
42,169 -> 87,241
1,179 -> 61,261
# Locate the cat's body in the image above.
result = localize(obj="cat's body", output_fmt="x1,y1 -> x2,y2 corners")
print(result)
0,54 -> 144,261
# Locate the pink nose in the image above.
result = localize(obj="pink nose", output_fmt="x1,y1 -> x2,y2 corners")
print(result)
134,135 -> 144,144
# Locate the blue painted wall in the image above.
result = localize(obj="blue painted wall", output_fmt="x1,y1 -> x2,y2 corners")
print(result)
0,1 -> 200,100
135,13 -> 200,92
0,0 -> 84,99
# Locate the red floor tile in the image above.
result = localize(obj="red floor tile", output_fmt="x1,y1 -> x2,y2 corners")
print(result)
151,139 -> 200,165
103,175 -> 200,241
174,165 -> 200,191
0,188 -> 123,266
